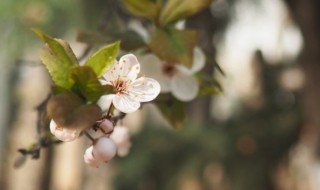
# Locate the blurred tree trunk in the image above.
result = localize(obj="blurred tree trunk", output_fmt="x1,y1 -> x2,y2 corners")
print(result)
186,8 -> 216,126
285,0 -> 320,155
282,0 -> 320,189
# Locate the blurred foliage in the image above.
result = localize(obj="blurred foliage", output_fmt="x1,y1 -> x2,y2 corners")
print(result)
113,52 -> 302,190
1,0 -> 304,190
0,0 -> 87,60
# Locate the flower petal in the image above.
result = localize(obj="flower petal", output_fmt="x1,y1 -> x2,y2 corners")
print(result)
113,94 -> 141,113
102,60 -> 118,84
140,54 -> 171,92
49,120 -> 80,142
118,54 -> 140,81
190,47 -> 206,73
175,47 -> 206,75
97,94 -> 115,112
171,72 -> 199,101
128,77 -> 161,102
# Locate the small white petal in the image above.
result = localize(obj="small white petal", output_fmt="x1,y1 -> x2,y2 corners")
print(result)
175,20 -> 186,30
113,94 -> 141,113
49,120 -> 80,142
155,74 -> 171,93
140,54 -> 171,92
93,136 -> 117,162
118,54 -> 140,81
97,94 -> 114,112
99,79 -> 108,85
102,60 -> 118,83
175,47 -> 206,75
190,47 -> 206,73
128,77 -> 160,102
171,72 -> 199,101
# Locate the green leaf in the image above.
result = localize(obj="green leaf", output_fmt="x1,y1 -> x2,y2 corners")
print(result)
197,74 -> 223,96
148,27 -> 197,68
102,85 -> 114,95
117,30 -> 146,51
47,93 -> 101,130
33,28 -> 78,89
68,66 -> 104,103
84,41 -> 120,77
121,0 -> 161,22
159,0 -> 213,26
156,94 -> 186,128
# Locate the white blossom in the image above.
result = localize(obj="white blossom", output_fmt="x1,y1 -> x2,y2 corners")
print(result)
97,94 -> 113,113
110,126 -> 131,157
140,47 -> 205,101
49,120 -> 80,142
100,54 -> 161,113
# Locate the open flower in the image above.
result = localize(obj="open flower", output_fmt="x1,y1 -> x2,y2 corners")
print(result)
100,54 -> 161,113
49,120 -> 80,142
140,47 -> 205,101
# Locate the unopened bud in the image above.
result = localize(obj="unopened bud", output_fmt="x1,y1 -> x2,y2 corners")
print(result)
93,136 -> 116,162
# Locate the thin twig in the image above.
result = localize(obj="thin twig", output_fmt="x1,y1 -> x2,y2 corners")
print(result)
106,103 -> 114,118
83,130 -> 96,142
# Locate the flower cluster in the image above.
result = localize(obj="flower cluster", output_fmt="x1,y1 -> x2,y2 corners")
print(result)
140,47 -> 205,101
49,54 -> 160,167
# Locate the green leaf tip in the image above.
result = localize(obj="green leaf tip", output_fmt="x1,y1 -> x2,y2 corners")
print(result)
31,28 -> 51,42
84,41 -> 120,77
33,28 -> 79,90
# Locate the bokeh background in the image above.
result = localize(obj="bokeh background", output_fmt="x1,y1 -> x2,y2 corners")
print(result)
0,0 -> 319,189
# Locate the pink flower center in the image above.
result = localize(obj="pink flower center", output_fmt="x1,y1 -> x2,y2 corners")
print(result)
111,77 -> 131,95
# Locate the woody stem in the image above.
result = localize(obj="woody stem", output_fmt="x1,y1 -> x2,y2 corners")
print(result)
83,130 -> 95,142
